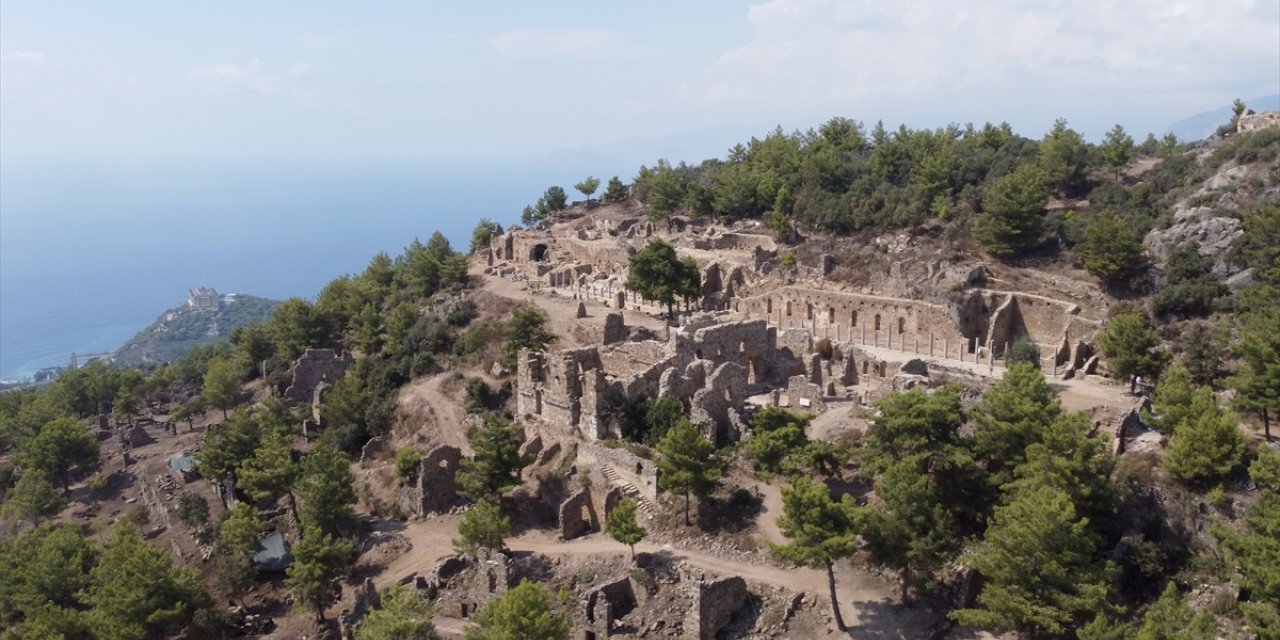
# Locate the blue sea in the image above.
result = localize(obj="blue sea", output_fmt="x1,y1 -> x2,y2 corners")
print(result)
0,158 -> 631,381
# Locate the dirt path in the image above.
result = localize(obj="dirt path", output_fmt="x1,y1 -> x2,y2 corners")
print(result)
397,375 -> 471,453
511,531 -> 897,627
753,481 -> 788,546
371,516 -> 464,590
371,517 -> 898,628
470,264 -> 668,349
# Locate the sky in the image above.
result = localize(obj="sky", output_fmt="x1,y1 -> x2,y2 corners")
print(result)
2,0 -> 1279,170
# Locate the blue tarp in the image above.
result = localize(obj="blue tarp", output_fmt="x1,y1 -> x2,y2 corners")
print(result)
252,532 -> 292,571
168,455 -> 194,472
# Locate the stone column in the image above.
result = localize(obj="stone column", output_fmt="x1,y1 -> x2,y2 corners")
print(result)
944,339 -> 949,361
861,323 -> 866,345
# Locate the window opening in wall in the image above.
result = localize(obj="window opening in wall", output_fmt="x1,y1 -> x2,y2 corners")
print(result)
852,310 -> 858,326
767,298 -> 773,314
786,301 -> 792,316
829,308 -> 835,323
740,341 -> 746,354
874,314 -> 882,331
635,462 -> 643,474
898,317 -> 906,334
806,303 -> 813,320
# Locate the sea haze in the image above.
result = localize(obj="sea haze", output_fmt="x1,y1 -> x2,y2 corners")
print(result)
0,159 -> 621,380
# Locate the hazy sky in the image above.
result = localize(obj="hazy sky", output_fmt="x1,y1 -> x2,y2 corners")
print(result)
2,0 -> 1278,167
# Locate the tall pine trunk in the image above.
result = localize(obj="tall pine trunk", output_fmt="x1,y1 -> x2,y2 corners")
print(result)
1264,408 -> 1272,442
825,560 -> 847,631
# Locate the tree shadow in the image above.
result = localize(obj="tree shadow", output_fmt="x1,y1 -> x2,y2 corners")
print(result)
844,597 -> 953,640
697,486 -> 763,534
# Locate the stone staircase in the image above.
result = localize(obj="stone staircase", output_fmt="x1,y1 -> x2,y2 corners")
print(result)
600,464 -> 657,519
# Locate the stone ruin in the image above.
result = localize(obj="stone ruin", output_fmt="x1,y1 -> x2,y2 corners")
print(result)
283,348 -> 353,403
517,313 -> 792,447
396,444 -> 463,517
684,574 -> 750,640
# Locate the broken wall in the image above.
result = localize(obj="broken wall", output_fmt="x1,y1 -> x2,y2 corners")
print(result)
284,349 -> 353,403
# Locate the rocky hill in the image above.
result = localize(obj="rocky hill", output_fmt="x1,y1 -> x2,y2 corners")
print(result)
112,293 -> 279,367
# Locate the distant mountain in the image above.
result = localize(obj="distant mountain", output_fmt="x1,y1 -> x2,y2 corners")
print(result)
1166,94 -> 1280,143
113,294 -> 279,367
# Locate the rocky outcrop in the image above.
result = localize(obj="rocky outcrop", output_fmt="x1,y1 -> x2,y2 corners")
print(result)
1144,206 -> 1243,278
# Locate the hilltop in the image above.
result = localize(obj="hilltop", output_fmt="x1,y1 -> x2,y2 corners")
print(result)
112,292 -> 279,368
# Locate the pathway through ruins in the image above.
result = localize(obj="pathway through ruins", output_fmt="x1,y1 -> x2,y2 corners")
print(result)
371,518 -> 912,635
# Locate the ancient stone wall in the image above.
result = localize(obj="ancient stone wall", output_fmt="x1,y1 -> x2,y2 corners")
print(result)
519,316 -> 781,447
684,575 -> 749,640
689,363 -> 749,445
558,488 -> 599,540
283,349 -> 353,403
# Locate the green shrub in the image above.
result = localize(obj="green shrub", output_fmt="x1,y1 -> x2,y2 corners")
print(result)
1006,337 -> 1041,369
395,448 -> 422,482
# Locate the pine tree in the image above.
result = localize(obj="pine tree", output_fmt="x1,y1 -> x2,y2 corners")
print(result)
1145,364 -> 1195,435
0,525 -> 95,635
287,525 -> 354,622
469,218 -> 499,254
202,357 -> 241,419
238,431 -> 299,518
1005,412 -> 1118,526
861,458 -> 954,604
655,419 -> 721,525
770,476 -> 861,631
296,443 -> 356,536
357,583 -> 441,640
603,176 -> 628,202
574,176 -> 600,206
1163,389 -> 1244,483
625,239 -> 702,320
1229,304 -> 1280,441
1083,210 -> 1148,284
464,579 -> 569,640
216,503 -> 263,605
861,385 -> 967,477
85,524 -> 213,640
176,493 -> 210,531
1135,582 -> 1215,640
950,485 -> 1112,636
19,416 -> 100,491
457,415 -> 533,502
1213,451 -> 1280,637
973,163 -> 1049,257
2,470 -> 65,524
501,302 -> 556,369
972,362 -> 1062,489
1101,124 -> 1135,174
453,500 -> 510,557
605,498 -> 647,561
1039,119 -> 1092,196
1099,312 -> 1170,393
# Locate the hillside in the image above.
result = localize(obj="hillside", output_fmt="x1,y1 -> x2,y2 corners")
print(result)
112,293 -> 279,367
2,113 -> 1278,640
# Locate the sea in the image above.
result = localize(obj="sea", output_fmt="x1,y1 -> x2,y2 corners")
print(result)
0,157 -> 634,382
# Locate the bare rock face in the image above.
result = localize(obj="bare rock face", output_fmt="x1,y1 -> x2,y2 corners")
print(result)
1144,206 -> 1243,278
